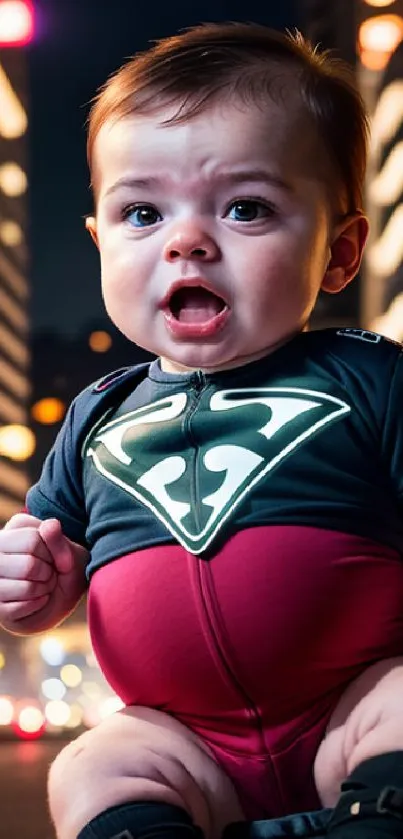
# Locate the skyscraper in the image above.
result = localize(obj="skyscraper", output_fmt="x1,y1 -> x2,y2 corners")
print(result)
365,29 -> 403,338
0,15 -> 32,526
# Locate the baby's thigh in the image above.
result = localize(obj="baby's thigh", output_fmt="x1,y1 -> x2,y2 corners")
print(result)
48,705 -> 243,839
314,657 -> 403,807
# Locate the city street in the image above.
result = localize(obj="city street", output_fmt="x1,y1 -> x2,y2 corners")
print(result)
0,738 -> 66,838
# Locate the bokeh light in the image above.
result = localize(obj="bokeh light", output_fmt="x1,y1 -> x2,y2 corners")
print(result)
99,696 -> 125,719
45,700 -> 71,727
89,330 -> 112,352
41,678 -> 66,701
60,664 -> 82,688
0,696 -> 14,725
81,681 -> 102,700
358,14 -> 403,69
0,424 -> 35,460
15,704 -> 45,738
63,703 -> 84,729
362,0 -> 397,6
31,397 -> 66,425
0,219 -> 23,246
0,161 -> 27,195
39,638 -> 65,666
0,1 -> 35,47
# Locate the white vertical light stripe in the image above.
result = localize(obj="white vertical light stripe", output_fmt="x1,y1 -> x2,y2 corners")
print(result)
370,80 -> 403,154
0,284 -> 28,332
0,62 -> 28,139
0,321 -> 29,367
0,248 -> 29,301
0,461 -> 29,496
0,493 -> 25,522
0,356 -> 30,399
368,204 -> 403,276
369,141 -> 403,205
0,392 -> 26,423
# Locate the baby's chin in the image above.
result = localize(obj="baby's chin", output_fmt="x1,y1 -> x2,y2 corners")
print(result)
159,329 -> 305,373
158,347 -> 238,374
127,322 -> 283,372
159,344 -> 275,375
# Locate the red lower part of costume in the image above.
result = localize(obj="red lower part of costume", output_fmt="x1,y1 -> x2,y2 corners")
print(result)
87,526 -> 403,818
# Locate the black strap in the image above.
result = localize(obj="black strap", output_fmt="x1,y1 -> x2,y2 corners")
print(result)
329,786 -> 403,829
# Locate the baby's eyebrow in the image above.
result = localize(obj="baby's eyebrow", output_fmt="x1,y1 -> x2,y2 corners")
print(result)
104,176 -> 160,197
215,169 -> 292,191
104,170 -> 292,198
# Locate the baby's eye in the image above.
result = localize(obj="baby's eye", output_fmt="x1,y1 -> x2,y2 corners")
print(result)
122,204 -> 162,227
226,200 -> 274,222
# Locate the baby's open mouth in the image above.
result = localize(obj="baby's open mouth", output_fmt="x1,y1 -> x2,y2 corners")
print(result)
168,287 -> 227,323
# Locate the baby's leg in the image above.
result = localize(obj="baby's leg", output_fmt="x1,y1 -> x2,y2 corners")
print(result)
314,657 -> 403,836
48,705 -> 244,839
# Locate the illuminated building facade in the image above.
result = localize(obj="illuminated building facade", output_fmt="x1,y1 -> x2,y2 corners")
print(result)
301,1 -> 403,334
358,1 -> 403,339
0,7 -> 122,728
0,43 -> 31,526
0,3 -> 47,727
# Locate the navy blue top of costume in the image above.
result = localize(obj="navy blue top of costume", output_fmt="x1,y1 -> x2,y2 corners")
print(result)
26,328 -> 403,579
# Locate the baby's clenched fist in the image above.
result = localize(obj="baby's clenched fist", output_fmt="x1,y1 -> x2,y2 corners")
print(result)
0,513 -> 88,634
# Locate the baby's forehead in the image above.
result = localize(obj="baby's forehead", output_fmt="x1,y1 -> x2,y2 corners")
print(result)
92,89 -> 330,203
96,89 -> 318,160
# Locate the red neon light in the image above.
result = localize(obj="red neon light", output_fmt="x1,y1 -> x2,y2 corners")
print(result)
0,0 -> 35,47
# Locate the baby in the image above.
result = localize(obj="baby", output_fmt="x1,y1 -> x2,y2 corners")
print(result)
1,20 -> 403,839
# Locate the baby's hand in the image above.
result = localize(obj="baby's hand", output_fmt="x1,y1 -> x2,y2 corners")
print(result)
0,513 -> 88,634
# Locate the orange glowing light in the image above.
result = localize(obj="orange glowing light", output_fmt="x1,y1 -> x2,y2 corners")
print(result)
358,14 -> 403,68
31,397 -> 66,425
360,47 -> 394,69
89,330 -> 112,352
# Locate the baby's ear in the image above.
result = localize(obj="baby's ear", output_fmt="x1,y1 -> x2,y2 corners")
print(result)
321,212 -> 369,294
85,215 -> 99,248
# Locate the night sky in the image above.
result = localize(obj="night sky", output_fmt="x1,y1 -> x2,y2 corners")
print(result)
28,0 -> 299,337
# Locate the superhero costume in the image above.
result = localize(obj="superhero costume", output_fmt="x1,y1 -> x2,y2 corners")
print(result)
26,328 -> 403,821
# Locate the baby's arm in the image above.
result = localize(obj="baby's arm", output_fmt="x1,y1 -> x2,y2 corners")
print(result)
0,513 -> 88,635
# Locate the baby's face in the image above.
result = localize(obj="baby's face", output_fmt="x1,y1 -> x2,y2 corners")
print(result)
89,97 -> 335,372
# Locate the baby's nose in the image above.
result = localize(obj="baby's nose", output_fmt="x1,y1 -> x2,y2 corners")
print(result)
163,225 -> 220,262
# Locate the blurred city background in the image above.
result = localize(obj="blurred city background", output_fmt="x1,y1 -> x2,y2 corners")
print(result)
0,0 -> 403,835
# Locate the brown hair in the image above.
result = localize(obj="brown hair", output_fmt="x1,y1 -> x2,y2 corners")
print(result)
87,21 -> 369,213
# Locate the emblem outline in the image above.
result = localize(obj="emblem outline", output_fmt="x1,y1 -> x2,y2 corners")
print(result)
85,387 -> 351,554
